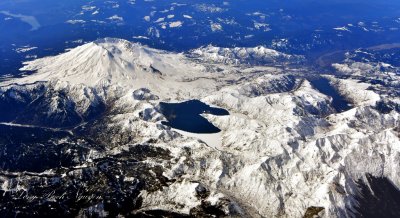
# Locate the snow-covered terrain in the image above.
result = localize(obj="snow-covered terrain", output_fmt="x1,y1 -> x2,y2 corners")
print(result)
189,45 -> 305,65
0,38 -> 399,217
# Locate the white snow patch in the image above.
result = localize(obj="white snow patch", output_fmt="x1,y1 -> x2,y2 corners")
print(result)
107,15 -> 123,22
169,21 -> 183,28
173,129 -> 222,148
210,22 -> 222,32
333,26 -> 351,32
66,19 -> 86,24
15,46 -> 37,53
143,16 -> 151,22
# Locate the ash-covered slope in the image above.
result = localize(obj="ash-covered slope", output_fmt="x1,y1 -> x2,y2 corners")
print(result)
0,39 -> 399,218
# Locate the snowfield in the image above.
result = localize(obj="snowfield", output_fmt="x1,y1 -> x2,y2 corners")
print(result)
0,38 -> 399,217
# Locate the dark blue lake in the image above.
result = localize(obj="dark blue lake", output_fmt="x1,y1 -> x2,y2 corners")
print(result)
310,77 -> 352,112
159,100 -> 229,134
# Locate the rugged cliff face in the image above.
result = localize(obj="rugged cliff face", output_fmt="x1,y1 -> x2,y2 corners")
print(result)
0,38 -> 399,217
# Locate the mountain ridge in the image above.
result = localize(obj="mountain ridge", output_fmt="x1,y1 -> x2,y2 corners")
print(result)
0,38 -> 399,217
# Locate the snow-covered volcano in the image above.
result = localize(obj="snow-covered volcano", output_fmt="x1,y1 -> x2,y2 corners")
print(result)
18,38 -> 184,86
7,38 -> 223,99
0,39 -> 399,217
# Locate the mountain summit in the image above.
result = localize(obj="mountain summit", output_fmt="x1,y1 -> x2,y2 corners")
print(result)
7,38 -> 195,92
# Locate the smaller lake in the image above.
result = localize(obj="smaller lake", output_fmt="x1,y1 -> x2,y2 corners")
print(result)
310,77 -> 352,112
159,100 -> 229,134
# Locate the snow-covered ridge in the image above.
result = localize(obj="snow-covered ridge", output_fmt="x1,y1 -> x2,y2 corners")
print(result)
1,38 -> 303,99
189,45 -> 304,65
0,38 -> 399,217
